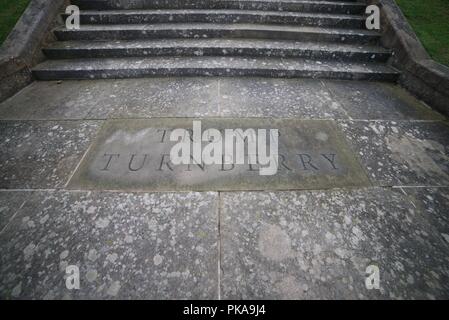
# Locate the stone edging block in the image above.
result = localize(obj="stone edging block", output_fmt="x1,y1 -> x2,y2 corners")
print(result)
0,0 -> 68,102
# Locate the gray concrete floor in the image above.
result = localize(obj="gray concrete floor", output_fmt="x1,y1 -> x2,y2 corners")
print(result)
0,77 -> 448,299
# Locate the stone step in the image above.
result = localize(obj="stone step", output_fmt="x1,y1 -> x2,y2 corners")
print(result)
63,10 -> 366,29
32,56 -> 399,81
71,0 -> 365,14
43,39 -> 391,62
54,24 -> 380,44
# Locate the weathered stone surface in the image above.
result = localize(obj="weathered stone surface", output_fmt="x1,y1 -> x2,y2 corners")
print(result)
220,188 -> 449,299
220,78 -> 440,120
401,187 -> 449,238
0,81 -> 117,120
339,121 -> 449,186
33,56 -> 399,82
0,0 -> 447,304
72,0 -> 366,15
66,10 -> 366,29
0,0 -> 66,103
0,78 -> 220,120
0,191 -> 31,232
109,78 -> 220,118
323,81 -> 443,120
1,78 -> 440,121
0,121 -> 101,188
44,39 -> 391,62
0,69 -> 34,107
53,24 -> 380,43
218,78 -> 349,119
35,0 -> 400,84
68,118 -> 370,191
1,78 -> 439,121
0,191 -> 218,299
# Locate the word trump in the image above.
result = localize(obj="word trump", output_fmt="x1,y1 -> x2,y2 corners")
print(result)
169,121 -> 279,176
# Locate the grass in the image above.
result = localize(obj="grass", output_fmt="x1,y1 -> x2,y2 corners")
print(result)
0,0 -> 30,45
396,0 -> 449,66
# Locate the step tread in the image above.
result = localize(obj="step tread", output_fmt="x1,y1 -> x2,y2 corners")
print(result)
73,9 -> 366,19
73,0 -> 364,4
71,0 -> 366,8
55,23 -> 378,35
33,56 -> 398,74
46,39 -> 390,54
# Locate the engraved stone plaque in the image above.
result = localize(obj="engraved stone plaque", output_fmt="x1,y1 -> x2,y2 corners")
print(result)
68,118 -> 370,191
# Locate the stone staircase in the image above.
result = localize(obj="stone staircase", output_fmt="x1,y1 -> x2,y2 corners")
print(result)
32,0 -> 399,81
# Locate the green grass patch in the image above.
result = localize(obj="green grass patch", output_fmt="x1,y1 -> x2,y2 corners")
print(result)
0,0 -> 31,45
396,0 -> 449,66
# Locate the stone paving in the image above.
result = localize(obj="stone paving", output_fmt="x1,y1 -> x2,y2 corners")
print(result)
0,77 -> 448,299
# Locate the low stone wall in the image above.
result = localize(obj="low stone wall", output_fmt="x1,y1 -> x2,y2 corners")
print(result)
0,0 -> 67,103
366,0 -> 449,117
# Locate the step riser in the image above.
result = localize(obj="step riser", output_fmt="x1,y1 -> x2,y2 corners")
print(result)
33,68 -> 399,82
44,47 -> 390,62
71,0 -> 365,14
36,1 -> 396,84
66,13 -> 365,29
55,30 -> 379,45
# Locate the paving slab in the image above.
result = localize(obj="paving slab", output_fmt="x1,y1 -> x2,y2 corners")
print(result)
0,191 -> 31,232
339,121 -> 449,186
220,188 -> 449,299
218,78 -> 349,119
0,81 -> 118,120
324,81 -> 443,120
0,78 -> 220,120
0,78 -> 441,122
67,118 -> 370,191
0,121 -> 101,189
402,187 -> 449,238
0,191 -> 218,299
108,78 -> 220,118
